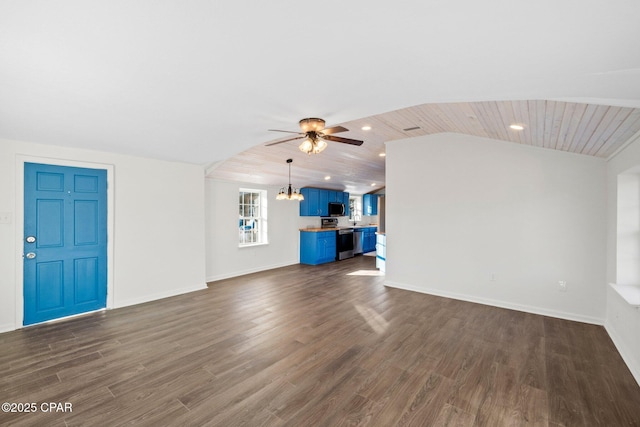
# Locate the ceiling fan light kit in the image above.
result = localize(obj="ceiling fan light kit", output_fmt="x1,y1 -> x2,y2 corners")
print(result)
299,134 -> 328,154
277,158 -> 304,201
267,117 -> 364,154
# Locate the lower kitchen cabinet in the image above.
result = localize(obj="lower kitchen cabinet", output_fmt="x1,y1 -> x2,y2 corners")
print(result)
300,230 -> 337,265
362,227 -> 377,253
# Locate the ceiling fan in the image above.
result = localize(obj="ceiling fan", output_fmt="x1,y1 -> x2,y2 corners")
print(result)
266,118 -> 364,154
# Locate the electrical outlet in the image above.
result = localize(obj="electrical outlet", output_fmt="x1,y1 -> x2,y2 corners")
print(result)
558,280 -> 567,292
0,212 -> 12,224
489,273 -> 496,282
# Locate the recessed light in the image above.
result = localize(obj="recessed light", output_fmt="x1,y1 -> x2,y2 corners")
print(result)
510,124 -> 524,130
324,176 -> 331,180
361,125 -> 372,131
371,183 -> 376,186
379,153 -> 386,157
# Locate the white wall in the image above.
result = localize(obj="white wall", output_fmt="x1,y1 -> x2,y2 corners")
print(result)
385,133 -> 607,324
605,133 -> 640,384
205,179 -> 300,282
0,138 -> 206,332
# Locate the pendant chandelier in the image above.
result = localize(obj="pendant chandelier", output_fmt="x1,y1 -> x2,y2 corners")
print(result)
276,158 -> 304,201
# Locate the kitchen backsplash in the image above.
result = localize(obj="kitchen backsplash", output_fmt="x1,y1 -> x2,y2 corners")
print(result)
297,214 -> 379,229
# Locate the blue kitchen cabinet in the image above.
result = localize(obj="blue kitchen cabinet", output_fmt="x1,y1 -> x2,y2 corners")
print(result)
329,190 -> 347,204
362,227 -> 377,253
300,188 -> 321,216
363,194 -> 378,216
300,188 -> 350,217
300,230 -> 337,265
342,192 -> 350,216
319,191 -> 329,216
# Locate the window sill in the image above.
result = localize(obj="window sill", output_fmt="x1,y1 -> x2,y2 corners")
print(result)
239,242 -> 269,248
610,283 -> 640,307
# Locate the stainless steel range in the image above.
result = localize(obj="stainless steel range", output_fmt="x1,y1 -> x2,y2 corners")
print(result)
321,218 -> 354,260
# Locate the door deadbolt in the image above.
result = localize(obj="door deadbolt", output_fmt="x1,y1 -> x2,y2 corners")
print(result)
25,236 -> 36,243
25,252 -> 36,259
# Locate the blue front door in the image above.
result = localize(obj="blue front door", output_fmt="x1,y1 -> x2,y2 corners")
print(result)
23,163 -> 107,325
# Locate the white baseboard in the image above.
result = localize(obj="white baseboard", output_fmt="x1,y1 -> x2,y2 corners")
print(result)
206,260 -> 299,283
114,283 -> 208,309
384,280 -> 604,325
605,321 -> 640,387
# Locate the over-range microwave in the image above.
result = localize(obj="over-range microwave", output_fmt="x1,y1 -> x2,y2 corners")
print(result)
328,202 -> 345,217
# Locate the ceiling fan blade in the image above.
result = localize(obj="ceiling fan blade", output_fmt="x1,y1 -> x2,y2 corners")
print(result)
265,135 -> 305,146
322,134 -> 364,146
268,129 -> 304,134
321,125 -> 348,135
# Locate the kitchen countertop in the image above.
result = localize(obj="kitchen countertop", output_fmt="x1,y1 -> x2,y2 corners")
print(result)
300,225 -> 378,232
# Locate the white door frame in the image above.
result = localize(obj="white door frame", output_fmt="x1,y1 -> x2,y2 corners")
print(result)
15,155 -> 115,329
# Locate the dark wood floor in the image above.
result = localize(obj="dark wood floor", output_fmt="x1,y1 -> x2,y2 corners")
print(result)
1,256 -> 639,426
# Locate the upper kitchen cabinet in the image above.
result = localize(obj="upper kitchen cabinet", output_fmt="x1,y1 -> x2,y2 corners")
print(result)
342,192 -> 350,217
327,191 -> 348,215
300,188 -> 322,216
363,194 -> 378,216
300,188 -> 350,217
319,191 -> 329,216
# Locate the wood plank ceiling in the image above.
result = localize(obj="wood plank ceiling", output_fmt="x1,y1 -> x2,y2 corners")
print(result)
207,100 -> 640,195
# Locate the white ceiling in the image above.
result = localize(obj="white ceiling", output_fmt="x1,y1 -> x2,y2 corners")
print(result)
2,1 -> 640,193
209,100 -> 640,194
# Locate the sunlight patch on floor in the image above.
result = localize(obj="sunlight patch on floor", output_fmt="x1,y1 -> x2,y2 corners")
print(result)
355,304 -> 389,334
346,269 -> 384,276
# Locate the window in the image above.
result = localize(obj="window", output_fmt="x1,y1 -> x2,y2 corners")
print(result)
349,196 -> 362,222
239,189 -> 268,246
617,171 -> 640,286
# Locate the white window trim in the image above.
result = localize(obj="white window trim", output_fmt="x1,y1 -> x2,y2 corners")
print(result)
239,188 -> 268,247
349,196 -> 362,222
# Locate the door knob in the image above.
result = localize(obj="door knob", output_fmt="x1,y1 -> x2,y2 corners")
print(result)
25,252 -> 36,259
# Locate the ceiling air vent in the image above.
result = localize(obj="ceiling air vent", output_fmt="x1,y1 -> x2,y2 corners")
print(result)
403,126 -> 420,131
